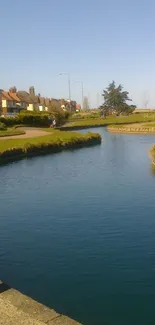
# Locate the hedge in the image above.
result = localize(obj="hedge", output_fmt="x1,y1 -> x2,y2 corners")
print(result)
0,122 -> 7,131
0,111 -> 70,127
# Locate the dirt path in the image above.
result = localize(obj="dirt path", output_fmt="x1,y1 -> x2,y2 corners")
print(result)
0,127 -> 49,140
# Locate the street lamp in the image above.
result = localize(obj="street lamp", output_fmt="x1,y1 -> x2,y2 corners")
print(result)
73,81 -> 84,110
58,73 -> 71,102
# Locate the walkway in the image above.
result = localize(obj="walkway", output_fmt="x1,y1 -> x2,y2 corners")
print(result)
0,127 -> 49,140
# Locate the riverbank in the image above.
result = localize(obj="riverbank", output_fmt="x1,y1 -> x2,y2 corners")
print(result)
108,123 -> 155,134
0,129 -> 101,164
0,281 -> 82,324
149,145 -> 155,165
61,114 -> 155,130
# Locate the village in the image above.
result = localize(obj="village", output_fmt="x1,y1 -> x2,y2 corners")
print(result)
0,87 -> 81,116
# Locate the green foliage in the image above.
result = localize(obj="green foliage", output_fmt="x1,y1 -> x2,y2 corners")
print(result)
0,122 -> 7,131
0,111 -> 70,128
52,110 -> 70,126
0,113 -> 49,127
48,101 -> 61,112
101,81 -> 136,116
70,111 -> 100,120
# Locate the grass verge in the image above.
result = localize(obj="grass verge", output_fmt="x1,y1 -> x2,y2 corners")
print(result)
0,130 -> 101,164
108,122 -> 155,134
61,114 -> 155,130
0,127 -> 25,137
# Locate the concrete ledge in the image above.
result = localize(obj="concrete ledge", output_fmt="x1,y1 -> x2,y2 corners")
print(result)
0,282 -> 82,325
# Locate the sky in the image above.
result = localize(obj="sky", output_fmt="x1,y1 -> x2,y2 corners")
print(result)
1,0 -> 155,108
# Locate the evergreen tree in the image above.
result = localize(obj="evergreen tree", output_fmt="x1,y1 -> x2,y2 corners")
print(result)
101,81 -> 135,116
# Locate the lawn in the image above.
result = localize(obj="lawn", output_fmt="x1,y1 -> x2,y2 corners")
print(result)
0,127 -> 25,137
62,114 -> 155,129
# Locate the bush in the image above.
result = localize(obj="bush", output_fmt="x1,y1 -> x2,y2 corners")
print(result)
0,111 -> 70,127
48,110 -> 70,126
0,113 -> 49,127
0,122 -> 7,131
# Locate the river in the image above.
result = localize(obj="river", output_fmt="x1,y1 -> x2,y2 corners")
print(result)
0,127 -> 155,325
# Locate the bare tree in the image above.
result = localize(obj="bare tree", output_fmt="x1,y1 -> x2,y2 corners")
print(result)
142,90 -> 149,108
83,96 -> 90,110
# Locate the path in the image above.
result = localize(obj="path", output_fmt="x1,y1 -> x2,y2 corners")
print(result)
0,127 -> 49,140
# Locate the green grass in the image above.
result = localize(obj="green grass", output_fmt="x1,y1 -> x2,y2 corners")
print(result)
0,127 -> 25,137
110,121 -> 155,129
145,123 -> 155,127
70,111 -> 100,120
108,121 -> 155,130
62,114 -> 155,129
150,145 -> 155,158
0,129 -> 101,162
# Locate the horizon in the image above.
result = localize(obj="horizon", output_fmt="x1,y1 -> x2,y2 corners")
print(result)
1,0 -> 155,108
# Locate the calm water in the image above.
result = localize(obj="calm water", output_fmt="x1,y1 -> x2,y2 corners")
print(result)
1,128 -> 155,325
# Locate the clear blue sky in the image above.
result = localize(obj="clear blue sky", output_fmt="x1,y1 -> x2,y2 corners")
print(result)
1,0 -> 155,108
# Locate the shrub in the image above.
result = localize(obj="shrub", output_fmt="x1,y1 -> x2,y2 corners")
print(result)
0,111 -> 70,127
0,122 -> 7,131
0,113 -> 49,127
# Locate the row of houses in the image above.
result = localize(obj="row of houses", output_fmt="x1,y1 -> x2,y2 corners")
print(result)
0,87 -> 80,115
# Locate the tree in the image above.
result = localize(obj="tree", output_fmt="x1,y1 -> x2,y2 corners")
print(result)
142,90 -> 149,108
83,96 -> 89,110
48,100 -> 61,113
101,81 -> 135,116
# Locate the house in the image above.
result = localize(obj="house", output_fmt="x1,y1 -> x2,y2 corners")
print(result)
0,85 -> 77,114
38,96 -> 46,112
66,100 -> 76,111
1,88 -> 26,115
76,104 -> 81,111
45,98 -> 51,111
17,87 -> 40,111
60,99 -> 77,111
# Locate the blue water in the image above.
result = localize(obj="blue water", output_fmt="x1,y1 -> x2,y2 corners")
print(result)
1,128 -> 155,325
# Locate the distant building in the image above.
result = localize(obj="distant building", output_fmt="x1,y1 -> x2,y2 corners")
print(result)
76,104 -> 81,111
1,88 -> 27,115
17,87 -> 40,111
0,86 -> 77,114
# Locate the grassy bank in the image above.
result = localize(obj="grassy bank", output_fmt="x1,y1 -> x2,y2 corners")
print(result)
61,114 -> 155,130
0,129 -> 101,164
150,145 -> 155,161
0,127 -> 25,137
108,123 -> 155,134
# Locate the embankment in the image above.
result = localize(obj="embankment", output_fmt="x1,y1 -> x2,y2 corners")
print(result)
0,131 -> 101,164
0,281 -> 82,325
108,124 -> 155,134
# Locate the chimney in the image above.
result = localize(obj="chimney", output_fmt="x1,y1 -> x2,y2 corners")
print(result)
29,86 -> 35,96
9,86 -> 17,93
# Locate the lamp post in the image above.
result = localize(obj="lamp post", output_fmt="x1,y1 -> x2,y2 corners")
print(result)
73,81 -> 84,110
59,72 -> 71,102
